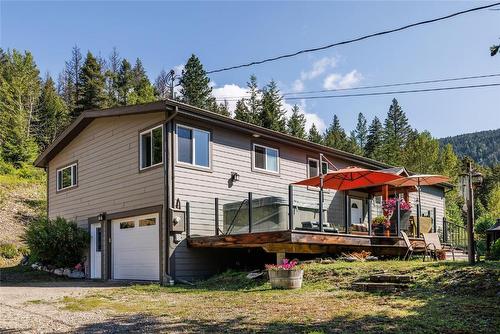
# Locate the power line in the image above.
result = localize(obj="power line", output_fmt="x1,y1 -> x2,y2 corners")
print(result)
207,2 -> 500,74
215,82 -> 500,102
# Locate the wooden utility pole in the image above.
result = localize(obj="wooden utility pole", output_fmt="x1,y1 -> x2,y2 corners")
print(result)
466,161 -> 476,265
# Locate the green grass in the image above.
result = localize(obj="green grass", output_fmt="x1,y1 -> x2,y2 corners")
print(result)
58,260 -> 500,333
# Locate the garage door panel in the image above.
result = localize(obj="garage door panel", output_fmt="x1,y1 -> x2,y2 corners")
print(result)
112,214 -> 159,281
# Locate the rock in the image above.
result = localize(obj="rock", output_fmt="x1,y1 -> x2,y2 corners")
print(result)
68,270 -> 85,279
42,266 -> 51,272
366,256 -> 379,261
343,256 -> 358,262
246,271 -> 265,280
53,268 -> 64,276
63,268 -> 72,277
21,256 -> 29,266
31,263 -> 40,270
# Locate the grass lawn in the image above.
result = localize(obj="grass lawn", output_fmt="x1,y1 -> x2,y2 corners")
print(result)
58,260 -> 500,333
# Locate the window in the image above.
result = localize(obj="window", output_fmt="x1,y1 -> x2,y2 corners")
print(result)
56,163 -> 77,191
140,125 -> 163,170
307,158 -> 329,177
177,125 -> 210,168
119,221 -> 135,229
253,144 -> 279,173
139,218 -> 156,227
95,227 -> 102,252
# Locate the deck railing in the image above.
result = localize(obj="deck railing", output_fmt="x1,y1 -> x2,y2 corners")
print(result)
442,220 -> 468,251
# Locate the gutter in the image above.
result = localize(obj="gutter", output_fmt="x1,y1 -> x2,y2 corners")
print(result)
163,105 -> 178,285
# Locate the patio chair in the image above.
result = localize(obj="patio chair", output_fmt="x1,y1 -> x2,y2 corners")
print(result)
401,231 -> 425,260
422,233 -> 455,261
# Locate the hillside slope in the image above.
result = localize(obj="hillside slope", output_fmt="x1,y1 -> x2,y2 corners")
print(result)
439,128 -> 500,166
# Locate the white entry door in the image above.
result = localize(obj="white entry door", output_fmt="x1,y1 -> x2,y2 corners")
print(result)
111,213 -> 159,281
90,223 -> 102,279
350,198 -> 364,226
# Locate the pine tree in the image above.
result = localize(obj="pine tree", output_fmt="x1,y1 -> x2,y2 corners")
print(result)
287,104 -> 306,139
345,131 -> 363,155
63,46 -> 83,114
104,47 -> 121,107
155,69 -> 171,99
323,115 -> 348,149
215,100 -> 230,117
234,98 -> 252,123
353,112 -> 367,153
34,75 -> 69,150
365,116 -> 383,158
308,123 -> 323,144
247,75 -> 261,125
128,58 -> 155,104
437,143 -> 460,178
260,80 -> 286,132
380,98 -> 412,165
179,54 -> 214,110
116,59 -> 133,106
0,50 -> 40,165
403,130 -> 439,173
76,51 -> 106,115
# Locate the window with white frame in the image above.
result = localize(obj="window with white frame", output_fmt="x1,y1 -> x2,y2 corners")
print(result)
177,124 -> 210,168
140,125 -> 163,170
307,158 -> 329,177
56,163 -> 77,191
253,144 -> 279,173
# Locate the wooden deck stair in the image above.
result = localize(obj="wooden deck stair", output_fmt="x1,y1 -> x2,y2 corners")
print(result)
352,273 -> 414,292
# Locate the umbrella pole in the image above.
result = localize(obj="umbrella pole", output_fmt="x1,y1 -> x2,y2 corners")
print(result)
417,179 -> 421,237
319,175 -> 324,232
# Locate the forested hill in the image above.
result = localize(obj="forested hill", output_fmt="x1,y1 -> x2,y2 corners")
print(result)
439,129 -> 500,166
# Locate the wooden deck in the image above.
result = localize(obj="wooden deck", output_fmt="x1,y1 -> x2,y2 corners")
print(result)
187,230 -> 425,256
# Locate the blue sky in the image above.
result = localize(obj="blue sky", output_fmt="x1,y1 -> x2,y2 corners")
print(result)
1,1 -> 499,137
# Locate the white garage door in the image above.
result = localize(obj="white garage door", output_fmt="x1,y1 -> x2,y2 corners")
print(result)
112,213 -> 160,281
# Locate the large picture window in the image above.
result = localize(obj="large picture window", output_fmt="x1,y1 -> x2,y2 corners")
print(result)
140,125 -> 163,170
253,144 -> 279,173
177,124 -> 210,168
56,163 -> 77,191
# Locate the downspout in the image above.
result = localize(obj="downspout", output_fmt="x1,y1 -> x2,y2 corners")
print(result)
163,105 -> 178,285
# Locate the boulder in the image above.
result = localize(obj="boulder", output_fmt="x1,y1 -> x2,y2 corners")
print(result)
63,268 -> 72,277
68,270 -> 85,279
54,268 -> 64,276
366,256 -> 379,261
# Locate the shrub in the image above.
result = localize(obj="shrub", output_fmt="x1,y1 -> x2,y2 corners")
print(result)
23,217 -> 89,268
0,243 -> 19,259
491,239 -> 500,260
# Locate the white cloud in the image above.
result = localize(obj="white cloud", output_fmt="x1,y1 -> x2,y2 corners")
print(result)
300,56 -> 337,80
323,70 -> 363,90
211,84 -> 250,114
292,79 -> 305,93
282,99 -> 326,132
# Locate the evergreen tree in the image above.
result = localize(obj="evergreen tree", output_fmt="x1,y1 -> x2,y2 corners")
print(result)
116,59 -> 133,106
308,123 -> 323,144
0,50 -> 40,165
380,98 -> 412,165
215,100 -> 230,117
323,115 -> 349,149
234,98 -> 252,123
260,80 -> 286,132
437,143 -> 460,178
345,131 -> 363,155
129,58 -> 155,104
246,75 -> 261,125
365,116 -> 383,158
353,112 -> 367,153
63,46 -> 83,114
179,54 -> 214,110
76,51 -> 106,115
34,75 -> 69,150
104,47 -> 121,107
287,104 -> 306,139
155,69 -> 170,99
403,130 -> 439,173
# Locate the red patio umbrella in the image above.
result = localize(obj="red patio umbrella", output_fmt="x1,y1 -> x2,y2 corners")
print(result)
293,166 -> 402,191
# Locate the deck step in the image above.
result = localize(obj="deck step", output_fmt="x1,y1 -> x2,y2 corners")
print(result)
352,282 -> 409,292
369,274 -> 414,283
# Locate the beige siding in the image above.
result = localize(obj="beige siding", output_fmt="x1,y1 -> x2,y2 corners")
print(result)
48,113 -> 165,227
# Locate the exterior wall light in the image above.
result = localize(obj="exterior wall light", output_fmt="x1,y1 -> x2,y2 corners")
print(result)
97,212 -> 106,221
231,172 -> 240,182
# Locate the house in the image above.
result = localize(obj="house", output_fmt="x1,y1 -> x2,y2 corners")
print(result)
35,99 -> 448,284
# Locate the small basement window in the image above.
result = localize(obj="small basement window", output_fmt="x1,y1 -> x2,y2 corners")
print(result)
56,163 -> 77,191
177,124 -> 210,168
140,125 -> 163,170
253,144 -> 279,173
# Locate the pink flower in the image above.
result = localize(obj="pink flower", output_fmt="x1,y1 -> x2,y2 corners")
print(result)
265,258 -> 299,271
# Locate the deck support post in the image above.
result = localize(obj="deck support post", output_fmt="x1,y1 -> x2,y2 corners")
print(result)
433,207 -> 437,233
214,198 -> 219,236
396,199 -> 401,237
416,204 -> 421,237
288,184 -> 293,231
367,196 -> 372,236
248,192 -> 253,233
344,192 -> 350,234
318,188 -> 324,232
186,202 -> 191,238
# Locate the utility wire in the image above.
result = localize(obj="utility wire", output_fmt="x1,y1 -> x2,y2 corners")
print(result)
215,82 -> 500,102
207,2 -> 500,74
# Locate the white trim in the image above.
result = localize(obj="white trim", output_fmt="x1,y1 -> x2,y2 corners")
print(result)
56,163 -> 78,191
252,143 -> 280,174
139,124 -> 163,171
175,124 -> 211,169
307,158 -> 319,178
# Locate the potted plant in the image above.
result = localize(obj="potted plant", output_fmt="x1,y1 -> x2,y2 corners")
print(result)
372,215 -> 390,236
266,259 -> 303,289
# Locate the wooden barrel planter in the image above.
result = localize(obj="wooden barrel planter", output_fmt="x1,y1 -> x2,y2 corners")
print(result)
268,269 -> 304,289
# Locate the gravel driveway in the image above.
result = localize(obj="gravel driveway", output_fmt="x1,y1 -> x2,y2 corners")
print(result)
0,281 -> 121,333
